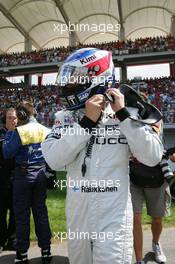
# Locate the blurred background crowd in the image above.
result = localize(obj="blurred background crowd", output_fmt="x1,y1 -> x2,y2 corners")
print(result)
1,76 -> 175,127
0,35 -> 174,67
0,35 -> 175,126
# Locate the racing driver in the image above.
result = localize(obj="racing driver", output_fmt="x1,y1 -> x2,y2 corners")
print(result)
41,48 -> 163,264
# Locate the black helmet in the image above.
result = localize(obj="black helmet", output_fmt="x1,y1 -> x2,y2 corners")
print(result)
120,84 -> 162,125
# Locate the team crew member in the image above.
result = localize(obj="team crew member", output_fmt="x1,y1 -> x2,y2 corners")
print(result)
129,109 -> 173,264
130,142 -> 171,264
0,108 -> 17,252
167,146 -> 175,162
41,48 -> 163,264
130,161 -> 171,264
3,101 -> 52,264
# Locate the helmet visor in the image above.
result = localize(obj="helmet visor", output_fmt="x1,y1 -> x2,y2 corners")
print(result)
56,64 -> 95,87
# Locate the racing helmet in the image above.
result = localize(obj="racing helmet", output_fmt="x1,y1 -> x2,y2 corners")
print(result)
56,48 -> 115,110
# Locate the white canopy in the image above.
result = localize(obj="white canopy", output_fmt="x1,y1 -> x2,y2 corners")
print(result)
0,0 -> 174,53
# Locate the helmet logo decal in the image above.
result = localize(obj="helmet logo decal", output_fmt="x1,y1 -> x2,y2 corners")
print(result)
77,90 -> 90,102
67,95 -> 78,107
80,54 -> 97,64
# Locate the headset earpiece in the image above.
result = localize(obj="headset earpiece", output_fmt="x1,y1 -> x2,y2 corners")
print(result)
1,113 -> 6,125
16,106 -> 29,124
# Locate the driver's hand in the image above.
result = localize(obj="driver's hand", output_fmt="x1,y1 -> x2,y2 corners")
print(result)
106,88 -> 125,112
85,95 -> 105,122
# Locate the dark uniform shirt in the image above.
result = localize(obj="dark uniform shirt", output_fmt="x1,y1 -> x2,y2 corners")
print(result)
0,127 -> 15,188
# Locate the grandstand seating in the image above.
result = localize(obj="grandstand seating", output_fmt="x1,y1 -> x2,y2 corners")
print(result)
0,77 -> 175,126
0,35 -> 175,125
0,85 -> 61,127
0,35 -> 175,67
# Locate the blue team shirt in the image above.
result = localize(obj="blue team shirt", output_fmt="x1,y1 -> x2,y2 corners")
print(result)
3,118 -> 45,165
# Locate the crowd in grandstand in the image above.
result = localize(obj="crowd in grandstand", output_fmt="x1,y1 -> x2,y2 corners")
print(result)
0,35 -> 175,67
0,77 -> 175,126
131,77 -> 175,124
0,85 -> 61,127
0,33 -> 175,125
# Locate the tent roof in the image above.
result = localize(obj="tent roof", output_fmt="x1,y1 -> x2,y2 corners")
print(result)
0,0 -> 174,53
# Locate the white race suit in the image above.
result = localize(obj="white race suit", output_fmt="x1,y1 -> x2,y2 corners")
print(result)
41,105 -> 163,264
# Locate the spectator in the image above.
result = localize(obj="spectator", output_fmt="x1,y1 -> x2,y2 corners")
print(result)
1,76 -> 175,125
0,35 -> 175,67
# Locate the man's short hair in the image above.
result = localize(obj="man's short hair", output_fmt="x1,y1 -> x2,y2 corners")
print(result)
1,107 -> 16,125
21,100 -> 35,116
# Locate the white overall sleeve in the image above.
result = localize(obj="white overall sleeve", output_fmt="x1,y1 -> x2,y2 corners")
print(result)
119,118 -> 163,166
41,111 -> 91,171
